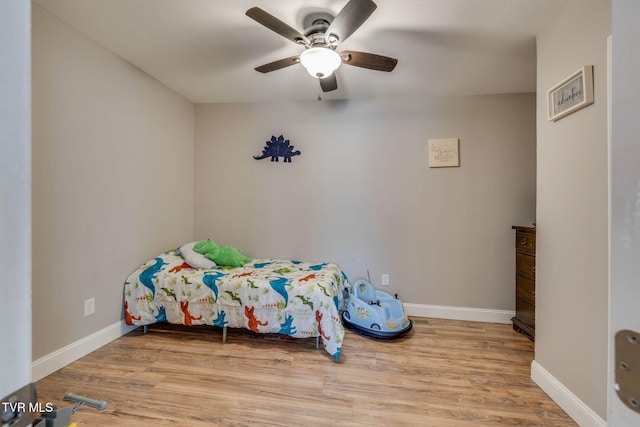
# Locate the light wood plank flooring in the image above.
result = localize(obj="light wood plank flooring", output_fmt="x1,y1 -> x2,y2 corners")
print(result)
35,318 -> 576,426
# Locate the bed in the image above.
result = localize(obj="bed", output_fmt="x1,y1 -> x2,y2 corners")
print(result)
123,246 -> 350,360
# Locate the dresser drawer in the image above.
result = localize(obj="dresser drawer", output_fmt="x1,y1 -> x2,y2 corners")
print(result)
515,231 -> 536,253
512,226 -> 536,340
515,252 -> 535,280
516,275 -> 535,303
515,297 -> 535,329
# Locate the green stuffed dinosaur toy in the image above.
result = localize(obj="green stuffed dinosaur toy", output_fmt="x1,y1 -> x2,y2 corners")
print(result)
193,239 -> 253,268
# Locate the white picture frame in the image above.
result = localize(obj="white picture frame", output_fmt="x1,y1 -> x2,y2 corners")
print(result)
547,65 -> 594,121
427,138 -> 459,168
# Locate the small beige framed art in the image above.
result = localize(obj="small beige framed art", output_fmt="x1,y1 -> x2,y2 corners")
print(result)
547,65 -> 594,121
427,138 -> 459,168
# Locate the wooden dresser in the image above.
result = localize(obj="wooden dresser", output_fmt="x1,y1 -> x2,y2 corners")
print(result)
512,225 -> 536,340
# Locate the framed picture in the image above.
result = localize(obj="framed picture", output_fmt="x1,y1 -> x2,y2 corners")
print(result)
427,138 -> 459,168
547,65 -> 594,121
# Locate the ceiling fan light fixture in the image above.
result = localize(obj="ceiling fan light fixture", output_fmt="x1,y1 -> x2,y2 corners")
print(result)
299,47 -> 341,78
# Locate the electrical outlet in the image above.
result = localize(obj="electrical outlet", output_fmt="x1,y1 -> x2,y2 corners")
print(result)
84,298 -> 95,317
381,274 -> 390,286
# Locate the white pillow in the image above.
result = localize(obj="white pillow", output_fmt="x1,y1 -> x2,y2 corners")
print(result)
178,241 -> 217,270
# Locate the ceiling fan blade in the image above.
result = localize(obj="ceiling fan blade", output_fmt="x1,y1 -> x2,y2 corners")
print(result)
325,0 -> 377,45
320,73 -> 338,92
341,50 -> 397,72
246,7 -> 309,46
255,56 -> 300,73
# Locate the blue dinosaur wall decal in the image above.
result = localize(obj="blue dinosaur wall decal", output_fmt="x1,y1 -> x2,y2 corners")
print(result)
254,135 -> 301,163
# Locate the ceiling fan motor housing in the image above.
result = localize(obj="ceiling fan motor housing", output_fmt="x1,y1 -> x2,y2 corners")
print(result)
303,12 -> 337,47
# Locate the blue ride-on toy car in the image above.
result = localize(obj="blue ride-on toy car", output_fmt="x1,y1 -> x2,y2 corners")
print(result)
341,279 -> 413,339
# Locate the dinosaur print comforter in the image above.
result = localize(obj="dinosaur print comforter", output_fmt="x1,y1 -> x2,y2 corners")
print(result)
124,250 -> 350,360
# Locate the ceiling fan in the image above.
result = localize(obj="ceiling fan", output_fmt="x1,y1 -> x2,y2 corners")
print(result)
246,0 -> 397,93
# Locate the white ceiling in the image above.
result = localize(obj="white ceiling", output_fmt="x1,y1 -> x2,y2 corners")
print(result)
33,0 -> 568,103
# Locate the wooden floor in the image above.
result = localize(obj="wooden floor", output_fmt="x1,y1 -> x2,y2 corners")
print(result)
35,318 -> 576,426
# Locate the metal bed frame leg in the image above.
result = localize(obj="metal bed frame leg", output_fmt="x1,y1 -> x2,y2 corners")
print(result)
316,335 -> 320,349
143,325 -> 148,334
222,326 -> 227,343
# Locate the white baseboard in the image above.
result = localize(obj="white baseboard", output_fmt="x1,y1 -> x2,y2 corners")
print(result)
531,360 -> 606,427
32,321 -> 137,382
404,302 -> 514,324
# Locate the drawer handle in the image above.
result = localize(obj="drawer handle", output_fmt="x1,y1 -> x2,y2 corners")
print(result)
532,266 -> 536,273
520,239 -> 528,245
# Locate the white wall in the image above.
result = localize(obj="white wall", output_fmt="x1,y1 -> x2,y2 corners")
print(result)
535,0 -> 611,420
31,6 -> 195,360
194,94 -> 536,311
0,0 -> 32,397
